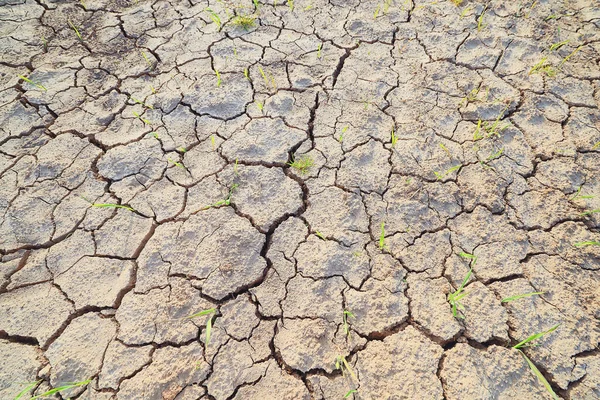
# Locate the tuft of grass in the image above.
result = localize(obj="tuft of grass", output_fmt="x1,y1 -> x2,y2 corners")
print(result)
255,101 -> 264,111
339,126 -> 348,142
343,310 -> 355,337
513,324 -> 560,349
460,5 -> 474,18
519,351 -> 559,400
243,68 -> 250,80
203,184 -> 239,209
501,292 -> 544,303
574,241 -> 600,248
335,355 -> 358,382
67,19 -> 82,40
288,154 -> 314,174
253,0 -> 260,9
18,75 -> 47,91
592,141 -> 600,150
477,7 -> 487,32
287,0 -> 294,11
188,308 -> 216,346
29,380 -> 92,400
211,134 -> 216,150
529,57 -> 557,76
449,0 -> 463,5
448,265 -> 473,319
130,96 -> 153,109
231,14 -> 257,30
378,221 -> 386,251
549,40 -> 569,52
434,164 -> 462,180
206,8 -> 221,28
390,126 -> 398,147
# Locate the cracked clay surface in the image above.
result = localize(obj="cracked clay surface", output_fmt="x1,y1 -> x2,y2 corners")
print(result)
1,0 -> 600,399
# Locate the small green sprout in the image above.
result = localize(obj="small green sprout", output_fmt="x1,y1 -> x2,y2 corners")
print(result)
315,231 -> 326,240
13,380 -> 40,399
525,0 -> 538,18
549,40 -> 569,51
211,134 -> 216,150
18,75 -> 47,91
168,158 -> 185,169
501,292 -> 544,303
67,19 -> 82,40
339,126 -> 348,142
258,65 -> 270,88
148,131 -> 159,139
287,0 -> 294,11
390,126 -> 398,147
378,221 -> 386,251
529,57 -> 557,76
545,14 -> 559,21
569,186 -> 595,201
477,7 -> 487,32
460,5 -> 474,18
574,241 -> 600,248
439,143 -> 451,157
317,42 -> 323,59
255,101 -> 264,111
448,267 -> 472,319
203,184 -> 239,210
520,351 -> 559,400
513,324 -> 560,349
132,111 -> 151,125
373,4 -> 381,19
483,148 -> 504,164
459,251 -> 477,265
580,209 -> 600,216
344,389 -> 358,398
141,50 -> 153,68
234,158 -> 239,175
559,45 -> 584,68
434,164 -> 462,180
215,69 -> 222,87
206,8 -> 222,28
244,68 -> 250,80
188,308 -> 217,346
288,154 -> 314,174
253,0 -> 260,9
130,96 -> 153,109
81,195 -> 135,212
335,355 -> 358,382
231,14 -> 257,30
450,0 -> 463,5
592,141 -> 600,150
343,310 -> 355,337
26,379 -> 92,400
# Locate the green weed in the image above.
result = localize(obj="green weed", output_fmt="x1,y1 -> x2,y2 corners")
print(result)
378,221 -> 386,251
13,380 -> 40,399
168,158 -> 185,169
231,14 -> 257,30
81,195 -> 135,212
460,5 -> 474,18
28,380 -> 92,400
477,7 -> 487,32
390,126 -> 398,148
569,186 -> 595,201
243,68 -> 250,80
211,134 -> 216,150
203,184 -> 239,209
529,57 -> 557,76
255,101 -> 264,111
549,40 -> 569,51
132,111 -> 151,125
315,231 -> 326,240
448,259 -> 473,319
67,19 -> 82,40
288,154 -> 314,174
513,324 -> 560,349
519,351 -> 559,400
525,0 -> 538,18
344,389 -> 358,398
373,4 -> 381,19
130,96 -> 153,109
450,0 -> 463,5
141,51 -> 153,68
215,69 -> 222,87
335,355 -> 358,382
559,45 -> 584,68
434,164 -> 462,180
253,0 -> 260,9
339,126 -> 348,142
18,75 -> 47,91
459,251 -> 477,265
206,8 -> 222,28
592,141 -> 600,150
501,292 -> 544,303
317,42 -> 323,59
287,0 -> 294,11
482,148 -> 504,165
545,14 -> 559,21
188,308 -> 216,346
343,310 -> 355,337
574,241 -> 600,248
580,209 -> 600,216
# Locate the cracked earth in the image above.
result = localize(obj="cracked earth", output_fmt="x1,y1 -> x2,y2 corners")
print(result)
1,0 -> 600,399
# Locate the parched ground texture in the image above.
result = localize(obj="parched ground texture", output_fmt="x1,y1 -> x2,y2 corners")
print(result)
1,0 -> 600,399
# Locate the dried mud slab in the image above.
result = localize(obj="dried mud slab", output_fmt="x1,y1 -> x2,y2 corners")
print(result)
1,0 -> 600,398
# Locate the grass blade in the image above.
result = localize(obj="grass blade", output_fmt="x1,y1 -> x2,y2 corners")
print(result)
574,241 -> 600,248
519,350 -> 559,400
13,380 -> 40,400
501,292 -> 544,303
187,308 -> 216,319
29,380 -> 91,399
513,324 -> 560,349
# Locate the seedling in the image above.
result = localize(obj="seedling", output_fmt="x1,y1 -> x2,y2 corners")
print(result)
130,96 -> 153,109
253,0 -> 260,9
67,19 -> 82,40
215,69 -> 222,87
188,308 -> 216,346
574,241 -> 600,248
482,148 -> 504,164
448,267 -> 472,319
140,50 -> 153,68
41,36 -> 48,51
434,164 -> 462,180
559,45 -> 584,68
335,355 -> 358,382
132,111 -> 151,125
168,158 -> 185,169
18,75 -> 47,91
501,292 -> 544,303
519,351 -> 559,400
211,134 -> 216,150
525,0 -> 538,18
580,208 -> 600,216
339,126 -> 348,142
344,389 -> 358,398
14,380 -> 40,399
549,40 -> 569,51
258,65 -> 270,88
343,310 -> 355,337
206,8 -> 222,28
529,57 -> 557,76
177,147 -> 187,153
545,14 -> 558,20
383,0 -> 392,13
513,324 -> 559,349
460,5 -> 474,18
378,221 -> 386,251
26,379 -> 92,400
288,154 -> 314,174
203,184 -> 239,209
317,42 -> 323,59
315,231 -> 326,240
569,186 -> 595,201
304,3 -> 314,11
477,7 -> 487,32
287,0 -> 294,11
80,195 -> 135,212
390,126 -> 398,147
439,143 -> 451,157
450,0 -> 463,5
231,14 -> 257,30
243,68 -> 250,80
592,141 -> 600,150
234,158 -> 239,174
255,101 -> 264,111
148,131 -> 159,139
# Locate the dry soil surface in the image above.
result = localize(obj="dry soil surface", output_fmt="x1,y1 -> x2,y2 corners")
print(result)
1,0 -> 600,399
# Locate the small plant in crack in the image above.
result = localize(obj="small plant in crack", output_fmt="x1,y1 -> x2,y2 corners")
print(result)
335,355 -> 358,382
80,195 -> 135,212
344,389 -> 358,398
215,69 -> 222,87
132,111 -> 151,125
231,14 -> 257,30
188,308 -> 217,346
255,101 -> 264,112
67,19 -> 83,40
205,8 -> 222,29
511,324 -> 560,399
315,231 -> 326,240
390,126 -> 398,148
167,158 -> 185,169
211,134 -> 216,150
338,125 -> 348,142
18,74 -> 47,92
569,186 -> 594,201
288,154 -> 314,174
343,310 -> 355,337
529,57 -> 557,76
474,107 -> 510,140
450,0 -> 463,5
480,148 -> 504,167
574,240 -> 600,248
203,184 -> 239,210
130,96 -> 153,109
317,42 -> 323,59
501,291 -> 544,303
434,164 -> 462,181
378,221 -> 387,251
559,45 -> 584,68
253,0 -> 260,10
477,7 -> 487,32
591,141 -> 600,150
287,0 -> 294,11
16,379 -> 92,400
549,39 -> 569,51
439,143 -> 451,158
140,50 -> 153,68
580,208 -> 600,217
448,266 -> 472,319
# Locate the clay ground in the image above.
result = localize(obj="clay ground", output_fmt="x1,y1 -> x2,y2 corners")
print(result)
1,0 -> 600,398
